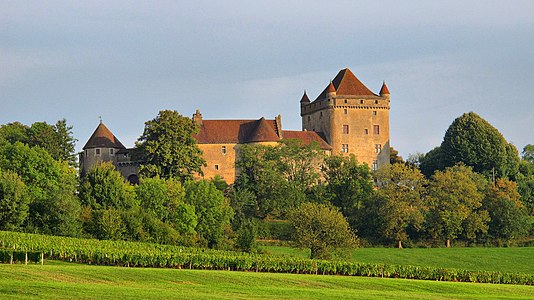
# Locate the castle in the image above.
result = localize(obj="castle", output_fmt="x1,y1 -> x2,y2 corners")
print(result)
79,68 -> 390,183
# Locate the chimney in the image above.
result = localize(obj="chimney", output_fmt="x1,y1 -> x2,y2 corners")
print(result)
193,109 -> 203,125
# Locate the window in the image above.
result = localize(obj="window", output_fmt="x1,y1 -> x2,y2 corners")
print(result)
344,109 -> 348,115
221,145 -> 227,155
344,99 -> 348,104
95,148 -> 101,156
214,164 -> 219,171
342,144 -> 349,153
364,129 -> 369,135
307,116 -> 310,122
343,125 -> 349,134
360,100 -> 364,104
109,148 -> 114,156
375,100 -> 379,104
373,125 -> 380,135
375,144 -> 382,153
320,111 -> 323,119
373,111 -> 377,116
85,150 -> 88,157
372,160 -> 378,171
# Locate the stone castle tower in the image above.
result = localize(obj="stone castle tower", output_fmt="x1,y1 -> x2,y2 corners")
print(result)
300,68 -> 390,170
79,121 -> 139,183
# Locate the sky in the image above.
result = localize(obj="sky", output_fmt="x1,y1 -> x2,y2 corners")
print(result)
1,1 -> 534,159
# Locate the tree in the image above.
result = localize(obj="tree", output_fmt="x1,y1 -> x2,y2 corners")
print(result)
440,112 -> 519,178
136,110 -> 205,181
522,144 -> 534,164
322,155 -> 374,225
184,180 -> 233,248
234,141 -> 321,219
0,141 -> 81,236
374,164 -> 427,248
288,202 -> 358,259
389,146 -> 404,164
426,165 -> 489,247
0,169 -> 30,231
135,176 -> 197,236
79,162 -> 137,211
483,179 -> 530,243
419,146 -> 447,177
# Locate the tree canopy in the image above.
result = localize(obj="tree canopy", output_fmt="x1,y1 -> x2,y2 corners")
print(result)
136,110 -> 205,181
288,202 -> 357,259
440,112 -> 519,178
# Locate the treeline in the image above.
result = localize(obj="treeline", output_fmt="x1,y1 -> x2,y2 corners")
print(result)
0,111 -> 533,256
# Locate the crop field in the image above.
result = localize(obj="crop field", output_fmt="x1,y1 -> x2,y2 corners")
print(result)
1,262 -> 534,300
262,246 -> 534,274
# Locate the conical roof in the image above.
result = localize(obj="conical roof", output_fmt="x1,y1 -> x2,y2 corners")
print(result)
326,81 -> 336,93
300,91 -> 310,103
83,122 -> 126,150
380,81 -> 390,95
247,117 -> 280,143
315,68 -> 376,100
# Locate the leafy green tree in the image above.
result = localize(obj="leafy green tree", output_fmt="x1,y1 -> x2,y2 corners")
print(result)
483,179 -> 530,242
79,162 -> 137,210
522,144 -> 534,164
184,180 -> 233,248
0,169 -> 30,231
426,165 -> 489,247
1,120 -> 76,166
419,146 -> 447,177
374,164 -> 427,248
135,176 -> 197,236
322,155 -> 374,225
235,219 -> 258,253
288,202 -> 358,259
136,110 -> 205,181
389,146 -> 404,164
0,122 -> 29,144
440,112 -> 519,178
0,142 -> 81,236
234,142 -> 317,219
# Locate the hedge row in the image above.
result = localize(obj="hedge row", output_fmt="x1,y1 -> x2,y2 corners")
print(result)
1,231 -> 533,285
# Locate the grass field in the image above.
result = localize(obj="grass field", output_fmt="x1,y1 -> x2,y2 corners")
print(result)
261,246 -> 534,274
1,261 -> 533,299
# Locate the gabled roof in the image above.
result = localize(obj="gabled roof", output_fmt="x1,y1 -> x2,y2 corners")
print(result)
315,68 -> 376,100
194,118 -> 281,144
282,130 -> 332,150
83,122 -> 126,150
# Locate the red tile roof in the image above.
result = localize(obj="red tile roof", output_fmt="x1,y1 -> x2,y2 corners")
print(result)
282,130 -> 332,150
315,68 -> 376,100
83,122 -> 126,150
194,118 -> 281,144
380,81 -> 390,95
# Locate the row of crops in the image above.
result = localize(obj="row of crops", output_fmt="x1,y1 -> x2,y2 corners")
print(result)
1,231 -> 533,285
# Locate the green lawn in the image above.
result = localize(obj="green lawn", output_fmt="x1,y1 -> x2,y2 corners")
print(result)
261,246 -> 534,274
1,262 -> 533,299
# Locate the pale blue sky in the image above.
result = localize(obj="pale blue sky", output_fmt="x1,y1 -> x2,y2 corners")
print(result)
1,1 -> 533,158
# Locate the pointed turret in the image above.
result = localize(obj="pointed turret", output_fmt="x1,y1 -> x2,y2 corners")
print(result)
300,90 -> 310,104
379,81 -> 390,95
326,81 -> 336,98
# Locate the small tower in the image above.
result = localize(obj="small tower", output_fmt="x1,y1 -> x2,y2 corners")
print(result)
300,90 -> 310,108
326,81 -> 336,99
380,81 -> 390,100
79,121 -> 126,176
